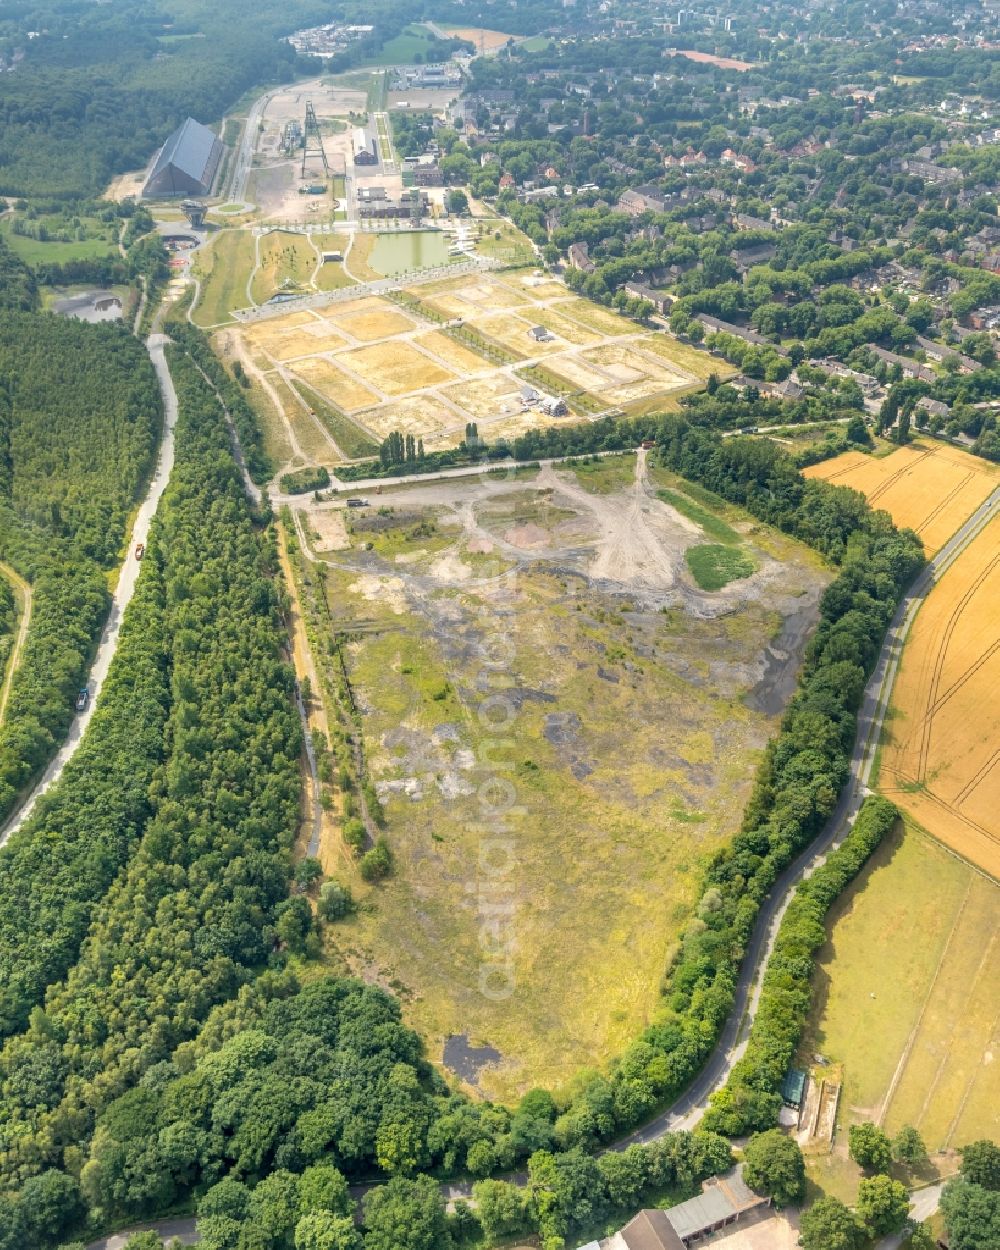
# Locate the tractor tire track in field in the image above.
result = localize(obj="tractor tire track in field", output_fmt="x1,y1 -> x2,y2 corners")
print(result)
914,470 -> 974,536
878,876 -> 974,1128
953,743 -> 1000,807
915,549 -> 1000,781
867,447 -> 935,505
0,562 -> 31,727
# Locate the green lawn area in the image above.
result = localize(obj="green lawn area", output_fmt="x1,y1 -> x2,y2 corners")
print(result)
0,217 -> 116,265
191,230 -> 257,326
250,230 -> 317,304
656,487 -> 740,545
519,34 -> 554,51
685,543 -> 756,590
357,25 -> 445,66
800,820 -> 1000,1154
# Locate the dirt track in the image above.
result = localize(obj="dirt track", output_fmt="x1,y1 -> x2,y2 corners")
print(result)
0,562 -> 31,726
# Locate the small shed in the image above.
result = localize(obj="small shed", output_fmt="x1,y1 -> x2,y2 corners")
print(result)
528,324 -> 554,342
781,1068 -> 807,1109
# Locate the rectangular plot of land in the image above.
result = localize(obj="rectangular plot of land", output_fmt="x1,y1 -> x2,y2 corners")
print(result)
557,298 -> 635,336
267,327 -> 351,361
440,374 -> 521,423
475,312 -> 562,356
415,331 -> 493,374
334,307 -> 416,342
290,356 -> 381,413
631,335 -> 714,380
341,341 -> 455,395
480,407 -> 583,442
355,395 -> 459,442
542,354 -> 618,393
879,874 -> 1000,1146
526,307 -> 603,346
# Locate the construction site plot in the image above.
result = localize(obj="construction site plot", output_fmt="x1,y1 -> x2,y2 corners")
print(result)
804,442 -> 1000,556
880,515 -> 1000,878
233,272 -> 720,454
289,356 -> 381,413
293,453 -> 831,1099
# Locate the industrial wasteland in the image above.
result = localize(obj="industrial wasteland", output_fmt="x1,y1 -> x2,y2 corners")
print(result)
1,0 -> 1000,1247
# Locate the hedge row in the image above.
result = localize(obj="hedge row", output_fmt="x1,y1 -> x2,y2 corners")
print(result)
702,794 -> 900,1135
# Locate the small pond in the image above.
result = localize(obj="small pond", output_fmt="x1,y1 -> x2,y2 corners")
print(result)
368,229 -> 455,277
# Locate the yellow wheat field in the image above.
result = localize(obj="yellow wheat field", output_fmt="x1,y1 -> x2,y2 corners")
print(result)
805,443 -> 1000,556
879,515 -> 1000,879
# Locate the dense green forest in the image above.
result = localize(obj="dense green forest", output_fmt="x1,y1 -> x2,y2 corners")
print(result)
0,346 -> 301,1213
0,254 -> 161,826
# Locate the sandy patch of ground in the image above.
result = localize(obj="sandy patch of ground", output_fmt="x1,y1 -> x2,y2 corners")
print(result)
702,1210 -> 800,1249
347,573 -> 409,614
305,508 -> 350,552
439,374 -> 521,422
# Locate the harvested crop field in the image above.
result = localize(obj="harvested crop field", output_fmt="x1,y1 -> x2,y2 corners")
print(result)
802,821 -> 1000,1153
297,453 -> 830,1098
804,442 -> 1000,556
879,514 -> 1000,878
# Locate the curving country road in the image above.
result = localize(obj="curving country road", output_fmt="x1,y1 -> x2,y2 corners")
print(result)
0,334 -> 179,850
82,479 -> 999,1250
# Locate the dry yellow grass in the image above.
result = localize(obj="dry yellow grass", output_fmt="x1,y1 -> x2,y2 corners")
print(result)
439,374 -> 521,423
266,327 -> 350,361
335,307 -> 416,342
442,24 -> 513,50
340,341 -> 455,395
290,356 -> 380,412
879,515 -> 1000,878
805,443 -> 1000,556
414,330 -> 492,374
804,821 -> 1000,1151
356,395 -> 458,441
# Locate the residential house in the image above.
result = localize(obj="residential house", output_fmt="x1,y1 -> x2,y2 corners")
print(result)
624,282 -> 671,313
917,396 -> 950,420
733,212 -> 776,232
867,345 -> 936,383
915,335 -> 982,371
567,241 -> 595,272
697,314 -> 789,355
730,242 -> 777,269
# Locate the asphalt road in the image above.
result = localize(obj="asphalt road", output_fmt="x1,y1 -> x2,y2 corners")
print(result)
0,334 -> 179,850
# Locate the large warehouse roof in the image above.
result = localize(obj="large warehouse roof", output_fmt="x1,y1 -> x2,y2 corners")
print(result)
144,118 -> 224,198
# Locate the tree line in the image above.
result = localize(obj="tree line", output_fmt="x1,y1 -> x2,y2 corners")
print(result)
0,301 -> 161,826
0,346 -> 301,1217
